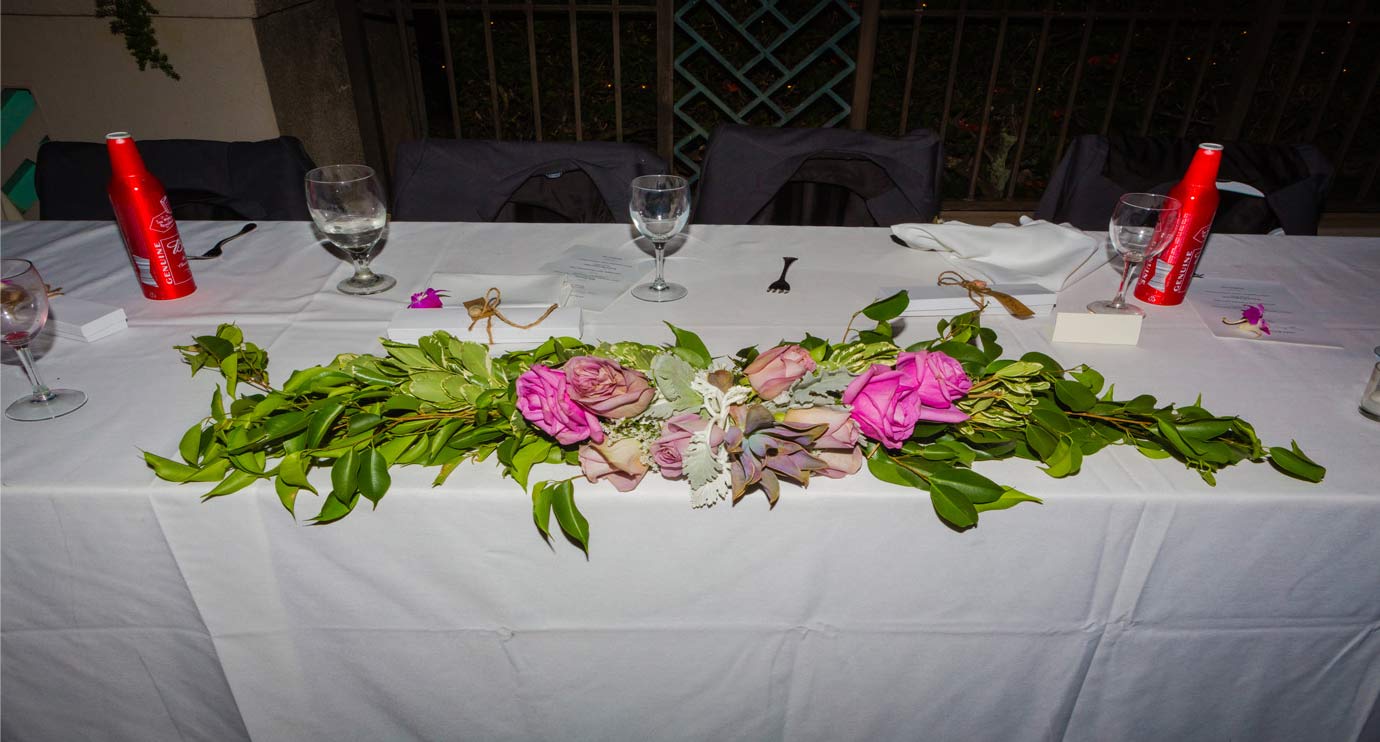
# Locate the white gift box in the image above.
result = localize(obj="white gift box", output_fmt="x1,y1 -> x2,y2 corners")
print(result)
49,296 -> 128,342
880,283 -> 1057,318
387,306 -> 582,349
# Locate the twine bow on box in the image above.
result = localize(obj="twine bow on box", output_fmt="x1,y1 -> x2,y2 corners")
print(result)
463,287 -> 559,345
936,270 -> 1035,319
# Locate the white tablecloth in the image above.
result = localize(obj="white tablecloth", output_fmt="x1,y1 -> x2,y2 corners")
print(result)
3,220 -> 1379,742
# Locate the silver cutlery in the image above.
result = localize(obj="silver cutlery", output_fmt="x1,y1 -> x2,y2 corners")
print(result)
767,256 -> 798,294
188,222 -> 257,260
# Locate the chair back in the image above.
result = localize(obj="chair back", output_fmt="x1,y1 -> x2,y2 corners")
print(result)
1035,134 -> 1332,235
36,136 -> 316,221
694,125 -> 943,227
391,139 -> 666,223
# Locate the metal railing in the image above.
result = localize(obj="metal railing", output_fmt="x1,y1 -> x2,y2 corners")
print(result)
340,0 -> 1380,210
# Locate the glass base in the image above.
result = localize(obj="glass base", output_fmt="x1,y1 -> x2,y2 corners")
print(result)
338,272 -> 396,295
632,281 -> 687,303
6,389 -> 86,421
1087,300 -> 1144,316
1360,405 -> 1380,423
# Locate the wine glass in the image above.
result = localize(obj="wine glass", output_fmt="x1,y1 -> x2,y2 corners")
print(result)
1088,193 -> 1181,316
305,164 -> 397,295
2,259 -> 87,421
630,174 -> 691,303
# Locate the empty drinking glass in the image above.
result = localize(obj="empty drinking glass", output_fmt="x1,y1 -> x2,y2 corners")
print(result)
2,259 -> 87,421
305,165 -> 396,295
630,174 -> 691,303
1088,193 -> 1181,316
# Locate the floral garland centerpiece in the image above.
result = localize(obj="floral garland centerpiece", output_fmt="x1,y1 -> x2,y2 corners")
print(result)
147,293 -> 1325,553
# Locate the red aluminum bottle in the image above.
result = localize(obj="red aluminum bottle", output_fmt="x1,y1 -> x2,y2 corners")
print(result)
106,132 -> 196,300
1133,142 -> 1222,306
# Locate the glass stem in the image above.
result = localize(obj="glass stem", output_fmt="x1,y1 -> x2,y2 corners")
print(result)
14,344 -> 54,402
651,242 -> 668,290
350,251 -> 376,281
1110,258 -> 1139,308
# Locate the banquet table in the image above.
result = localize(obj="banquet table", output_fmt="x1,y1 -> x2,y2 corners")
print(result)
2,219 -> 1378,742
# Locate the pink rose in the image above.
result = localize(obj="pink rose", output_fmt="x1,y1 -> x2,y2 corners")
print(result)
814,447 -> 863,479
783,406 -> 860,450
743,344 -> 817,400
579,439 -> 649,492
515,364 -> 604,445
841,351 -> 969,450
651,413 -> 724,479
920,351 -> 973,406
564,356 -> 655,419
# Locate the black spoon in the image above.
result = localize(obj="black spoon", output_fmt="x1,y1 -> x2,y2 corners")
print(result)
188,223 -> 257,260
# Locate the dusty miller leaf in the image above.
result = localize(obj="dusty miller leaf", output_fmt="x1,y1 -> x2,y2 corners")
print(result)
789,369 -> 854,406
684,432 -> 730,508
651,353 -> 702,411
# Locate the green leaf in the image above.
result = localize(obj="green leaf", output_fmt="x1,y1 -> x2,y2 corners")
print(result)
1025,425 -> 1057,461
311,491 -> 359,524
210,386 -> 226,423
931,341 -> 988,369
262,410 -> 311,441
651,353 -> 702,411
866,450 -> 928,490
282,366 -> 332,394
194,335 -> 235,362
926,464 -> 1004,504
1019,351 -> 1063,376
929,486 -> 978,529
346,412 -> 385,435
531,480 -> 554,539
992,361 -> 1045,379
144,451 -> 230,483
1175,418 -> 1235,440
458,341 -> 492,381
510,439 -> 553,491
549,479 -> 590,553
330,447 -> 360,500
306,399 -> 347,449
273,476 -> 297,517
664,322 -> 712,368
974,487 -> 1043,513
1070,366 -> 1105,395
1268,443 -> 1326,483
1053,380 -> 1098,412
358,447 -> 391,507
178,423 -> 203,465
1040,438 -> 1082,478
220,352 -> 239,398
279,451 -> 317,494
383,343 -> 435,370
1032,406 -> 1073,435
861,290 -> 909,322
201,468 -> 259,499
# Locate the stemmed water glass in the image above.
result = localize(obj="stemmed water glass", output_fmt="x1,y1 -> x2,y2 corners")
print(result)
630,174 -> 691,303
1088,193 -> 1182,316
305,164 -> 396,295
2,259 -> 87,421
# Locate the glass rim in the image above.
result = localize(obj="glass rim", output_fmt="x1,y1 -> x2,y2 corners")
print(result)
1118,192 -> 1181,212
1,258 -> 35,281
631,174 -> 689,191
306,164 -> 376,185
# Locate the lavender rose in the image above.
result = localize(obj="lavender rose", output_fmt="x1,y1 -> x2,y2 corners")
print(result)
515,364 -> 604,446
578,439 -> 649,492
651,413 -> 724,479
743,344 -> 816,400
564,356 -> 655,419
841,351 -> 969,449
814,447 -> 864,479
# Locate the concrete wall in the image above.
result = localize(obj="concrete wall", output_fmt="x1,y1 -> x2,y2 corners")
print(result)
1,0 -> 280,144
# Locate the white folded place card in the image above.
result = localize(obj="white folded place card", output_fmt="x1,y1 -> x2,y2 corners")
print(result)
428,272 -> 573,308
1051,312 -> 1143,345
49,296 -> 127,342
882,283 -> 1056,318
387,306 -> 582,349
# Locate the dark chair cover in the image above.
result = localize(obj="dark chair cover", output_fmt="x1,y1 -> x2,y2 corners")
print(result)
391,139 -> 667,223
36,137 -> 316,221
694,125 -> 943,227
1035,134 -> 1333,235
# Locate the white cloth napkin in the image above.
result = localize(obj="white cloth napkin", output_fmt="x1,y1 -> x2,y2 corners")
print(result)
890,217 -> 1102,292
387,273 -> 580,348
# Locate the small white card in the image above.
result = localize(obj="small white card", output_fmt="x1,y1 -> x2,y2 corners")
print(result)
1051,312 -> 1143,345
49,296 -> 127,342
1185,277 -> 1342,348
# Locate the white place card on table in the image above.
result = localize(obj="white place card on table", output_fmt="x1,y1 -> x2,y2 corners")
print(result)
49,296 -> 127,342
880,283 -> 1057,318
387,272 -> 581,349
1051,312 -> 1143,345
1185,277 -> 1342,348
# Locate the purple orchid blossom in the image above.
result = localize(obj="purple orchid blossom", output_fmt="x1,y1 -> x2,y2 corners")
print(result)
408,288 -> 446,309
1240,303 -> 1271,335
